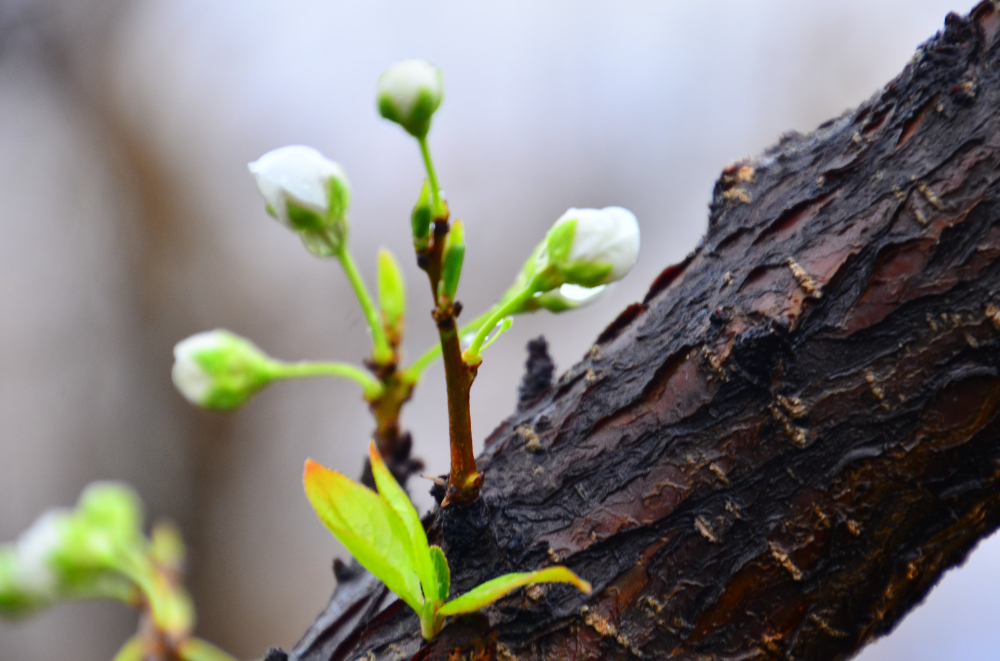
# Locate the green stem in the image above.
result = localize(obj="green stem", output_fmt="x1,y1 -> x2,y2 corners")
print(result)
111,635 -> 144,661
402,308 -> 496,382
465,286 -> 536,364
271,361 -> 384,398
336,247 -> 393,365
176,638 -> 240,661
418,136 -> 443,216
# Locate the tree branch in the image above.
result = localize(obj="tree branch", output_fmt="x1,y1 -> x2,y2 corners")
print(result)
290,3 -> 1000,660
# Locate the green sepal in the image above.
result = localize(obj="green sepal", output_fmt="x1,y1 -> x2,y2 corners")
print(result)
411,180 -> 433,251
545,218 -> 577,266
437,220 -> 465,305
530,284 -> 605,313
286,200 -> 327,232
560,260 -> 613,288
191,334 -> 276,411
326,174 -> 351,224
377,248 -> 406,342
379,89 -> 439,139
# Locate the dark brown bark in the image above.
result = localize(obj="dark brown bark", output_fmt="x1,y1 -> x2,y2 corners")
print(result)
289,4 -> 1000,660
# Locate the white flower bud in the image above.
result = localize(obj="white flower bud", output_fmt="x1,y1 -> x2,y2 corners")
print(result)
11,512 -> 66,600
248,146 -> 351,255
171,330 -> 275,411
376,59 -> 444,138
534,207 -> 640,290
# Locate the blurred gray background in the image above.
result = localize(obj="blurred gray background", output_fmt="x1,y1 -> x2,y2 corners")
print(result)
1,1 -> 997,659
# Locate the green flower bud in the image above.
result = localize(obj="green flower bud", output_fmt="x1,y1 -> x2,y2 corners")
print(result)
411,180 -> 433,251
378,248 -> 407,343
500,244 -> 606,315
376,59 -> 444,139
71,483 -> 144,557
437,220 -> 465,306
532,207 -> 640,291
248,145 -> 351,256
171,330 -> 276,411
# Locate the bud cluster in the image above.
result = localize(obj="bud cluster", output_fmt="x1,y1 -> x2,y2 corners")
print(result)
0,483 -> 193,638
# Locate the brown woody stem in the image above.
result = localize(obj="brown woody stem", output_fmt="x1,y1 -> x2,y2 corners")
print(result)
418,213 -> 482,504
435,313 -> 481,504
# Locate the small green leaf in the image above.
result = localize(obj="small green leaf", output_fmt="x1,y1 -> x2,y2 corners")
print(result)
367,443 -> 436,603
429,545 -> 450,602
150,521 -> 186,572
437,220 -> 465,305
304,460 -> 422,610
438,566 -> 591,617
377,248 -> 406,339
410,180 -> 433,250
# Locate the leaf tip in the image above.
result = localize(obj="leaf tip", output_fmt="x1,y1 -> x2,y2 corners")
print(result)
303,458 -> 328,491
367,441 -> 382,469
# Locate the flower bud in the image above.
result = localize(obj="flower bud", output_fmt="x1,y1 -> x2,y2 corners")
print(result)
411,180 -> 433,251
437,220 -> 465,306
378,248 -> 406,343
533,207 -> 639,291
0,512 -> 65,613
0,483 -> 146,617
376,59 -> 444,139
248,145 -> 351,256
171,330 -> 275,411
70,482 -> 144,556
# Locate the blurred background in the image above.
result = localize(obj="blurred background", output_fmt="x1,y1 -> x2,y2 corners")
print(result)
1,1 -> 996,659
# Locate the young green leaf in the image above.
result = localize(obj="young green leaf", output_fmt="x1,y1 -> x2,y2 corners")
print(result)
437,220 -> 465,305
303,460 -> 422,610
377,248 -> 406,341
367,442 -> 436,603
410,180 -> 433,251
429,545 -> 450,603
438,566 -> 591,617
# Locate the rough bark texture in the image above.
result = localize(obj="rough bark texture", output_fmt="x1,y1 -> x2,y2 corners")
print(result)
290,4 -> 1000,660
